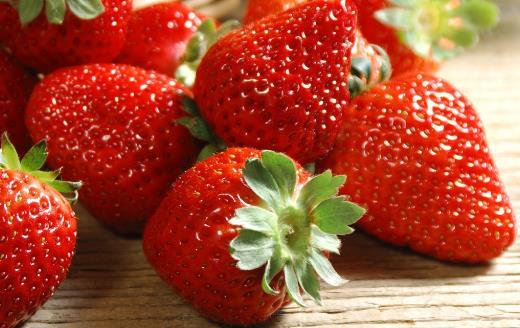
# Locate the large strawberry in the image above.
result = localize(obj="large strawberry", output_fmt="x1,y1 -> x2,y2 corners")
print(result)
353,0 -> 499,75
318,73 -> 516,263
143,148 -> 364,326
192,0 -> 357,164
242,0 -> 392,98
0,49 -> 36,153
25,64 -> 201,234
0,0 -> 132,73
116,2 -> 205,75
0,134 -> 80,328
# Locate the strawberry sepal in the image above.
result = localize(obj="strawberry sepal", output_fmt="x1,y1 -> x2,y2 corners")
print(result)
0,133 -> 82,203
375,0 -> 499,61
5,0 -> 105,25
229,151 -> 365,306
175,19 -> 240,87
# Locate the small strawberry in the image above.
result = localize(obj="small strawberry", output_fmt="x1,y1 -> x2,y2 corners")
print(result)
353,0 -> 499,75
318,73 -> 516,263
116,2 -> 205,75
192,0 -> 357,164
0,0 -> 132,73
25,64 -> 201,234
242,0 -> 392,97
0,49 -> 36,153
0,134 -> 80,328
143,148 -> 364,326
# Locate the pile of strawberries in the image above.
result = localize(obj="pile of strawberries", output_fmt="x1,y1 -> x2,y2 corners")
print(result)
0,0 -> 516,327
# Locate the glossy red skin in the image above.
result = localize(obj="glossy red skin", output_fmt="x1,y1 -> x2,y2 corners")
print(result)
26,64 -> 201,234
0,169 -> 77,328
352,0 -> 439,76
319,74 -> 516,263
0,50 -> 35,153
0,0 -> 132,73
243,0 -> 307,24
194,0 -> 356,164
144,148 -> 308,326
116,2 -> 204,75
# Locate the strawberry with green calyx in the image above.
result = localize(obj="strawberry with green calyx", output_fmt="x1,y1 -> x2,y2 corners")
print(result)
143,148 -> 365,326
193,0 -> 357,164
243,0 -> 393,97
0,133 -> 80,327
175,19 -> 240,88
0,0 -> 132,72
354,0 -> 499,75
116,2 -> 206,76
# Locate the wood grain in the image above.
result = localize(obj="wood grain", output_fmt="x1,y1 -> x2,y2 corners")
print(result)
24,1 -> 520,327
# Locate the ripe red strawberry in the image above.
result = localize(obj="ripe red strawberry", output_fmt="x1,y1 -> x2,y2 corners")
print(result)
0,134 -> 80,328
0,0 -> 132,73
116,2 -> 205,75
242,0 -> 392,98
0,49 -> 36,153
193,0 -> 357,164
352,0 -> 499,75
143,148 -> 364,326
25,64 -> 201,234
318,73 -> 516,263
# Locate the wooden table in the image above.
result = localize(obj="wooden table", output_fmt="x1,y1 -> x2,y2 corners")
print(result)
25,2 -> 520,327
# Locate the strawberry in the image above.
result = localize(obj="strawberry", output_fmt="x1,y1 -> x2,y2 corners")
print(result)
0,134 -> 80,328
25,64 -> 201,234
242,0 -> 392,98
192,0 -> 357,164
318,73 -> 516,263
353,0 -> 499,75
0,0 -> 132,73
0,49 -> 36,153
143,148 -> 364,326
116,2 -> 205,75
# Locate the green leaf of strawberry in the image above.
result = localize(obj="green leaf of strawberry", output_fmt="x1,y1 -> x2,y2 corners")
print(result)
375,0 -> 499,60
0,133 -> 82,203
229,151 -> 365,305
7,0 -> 105,25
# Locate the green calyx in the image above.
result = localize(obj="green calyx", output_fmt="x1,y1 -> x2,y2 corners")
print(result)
375,0 -> 499,60
177,95 -> 227,161
175,19 -> 240,88
2,0 -> 105,25
349,44 -> 392,98
229,151 -> 365,306
0,133 -> 81,203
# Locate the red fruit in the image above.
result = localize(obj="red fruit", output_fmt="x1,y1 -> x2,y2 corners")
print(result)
352,0 -> 499,76
242,0 -> 391,97
143,148 -> 364,326
0,0 -> 132,72
0,50 -> 36,153
193,0 -> 357,164
116,2 -> 205,75
319,73 -> 516,263
25,64 -> 201,234
243,0 -> 307,24
0,134 -> 79,328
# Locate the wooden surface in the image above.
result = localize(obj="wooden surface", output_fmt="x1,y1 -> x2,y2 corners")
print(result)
24,2 -> 520,327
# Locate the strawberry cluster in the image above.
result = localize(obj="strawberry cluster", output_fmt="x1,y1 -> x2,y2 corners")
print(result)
0,0 -> 514,327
